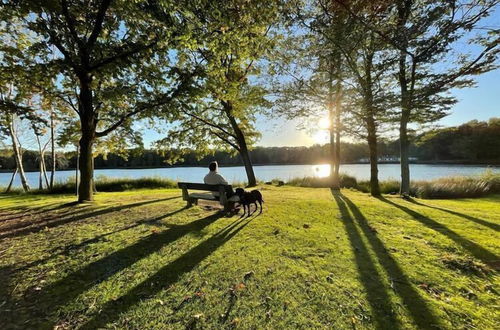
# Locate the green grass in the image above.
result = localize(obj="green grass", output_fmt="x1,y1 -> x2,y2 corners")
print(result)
0,187 -> 499,329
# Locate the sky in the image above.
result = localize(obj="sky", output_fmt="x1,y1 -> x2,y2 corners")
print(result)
140,8 -> 500,149
141,67 -> 499,148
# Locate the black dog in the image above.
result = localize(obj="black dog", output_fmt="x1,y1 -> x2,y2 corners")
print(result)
235,188 -> 264,216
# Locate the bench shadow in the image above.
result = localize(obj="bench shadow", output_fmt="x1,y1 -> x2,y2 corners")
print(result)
14,209 -> 222,328
332,192 -> 400,329
80,217 -> 253,329
0,196 -> 181,240
407,198 -> 500,232
378,196 -> 499,265
333,191 -> 441,329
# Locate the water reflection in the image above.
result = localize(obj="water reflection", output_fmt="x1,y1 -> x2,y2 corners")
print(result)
1,164 -> 499,187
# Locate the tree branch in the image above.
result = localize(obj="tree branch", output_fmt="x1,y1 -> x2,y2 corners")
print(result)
178,104 -> 237,139
86,0 -> 113,49
89,39 -> 158,71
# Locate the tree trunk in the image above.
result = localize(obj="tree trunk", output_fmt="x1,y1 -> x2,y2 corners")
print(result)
396,3 -> 413,197
333,75 -> 342,189
239,144 -> 257,187
5,168 -> 17,193
50,107 -> 56,190
38,160 -> 43,190
223,101 -> 257,187
327,64 -> 337,189
398,53 -> 411,196
77,71 -> 97,202
78,129 -> 95,202
35,134 -> 45,190
366,117 -> 380,196
42,153 -> 50,188
8,118 -> 30,192
399,112 -> 411,196
76,145 -> 79,196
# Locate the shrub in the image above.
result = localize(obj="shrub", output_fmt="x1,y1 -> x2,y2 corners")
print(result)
36,176 -> 177,194
286,170 -> 500,199
413,175 -> 499,199
286,174 -> 358,188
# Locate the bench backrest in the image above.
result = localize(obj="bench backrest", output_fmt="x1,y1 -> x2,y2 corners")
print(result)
177,182 -> 233,194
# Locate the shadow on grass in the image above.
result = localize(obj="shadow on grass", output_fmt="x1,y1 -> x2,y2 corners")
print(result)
333,191 -> 441,329
79,216 -> 252,329
0,201 -> 80,222
379,196 -> 499,265
0,196 -> 181,240
333,193 -> 400,329
13,207 -> 189,273
407,198 -> 500,232
0,265 -> 13,328
13,209 -> 222,328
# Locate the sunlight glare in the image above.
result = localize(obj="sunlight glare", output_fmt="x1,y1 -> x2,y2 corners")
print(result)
318,116 -> 330,130
313,164 -> 331,178
313,130 -> 329,144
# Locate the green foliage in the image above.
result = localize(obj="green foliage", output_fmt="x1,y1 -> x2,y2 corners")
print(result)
156,0 -> 281,159
415,118 -> 500,161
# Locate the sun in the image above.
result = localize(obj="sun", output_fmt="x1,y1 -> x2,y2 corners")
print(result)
318,115 -> 331,130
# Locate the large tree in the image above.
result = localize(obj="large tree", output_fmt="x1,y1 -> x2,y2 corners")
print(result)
2,0 -> 198,201
334,0 -> 499,196
273,0 -> 394,195
156,0 -> 281,187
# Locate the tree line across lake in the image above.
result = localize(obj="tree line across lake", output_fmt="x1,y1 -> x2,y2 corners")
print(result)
2,118 -> 498,172
1,1 -> 498,200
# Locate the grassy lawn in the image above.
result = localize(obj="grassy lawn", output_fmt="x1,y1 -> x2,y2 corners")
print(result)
0,186 -> 498,329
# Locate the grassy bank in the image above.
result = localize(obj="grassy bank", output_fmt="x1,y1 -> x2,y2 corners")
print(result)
287,171 -> 500,199
2,171 -> 499,199
2,176 -> 178,195
0,187 -> 498,329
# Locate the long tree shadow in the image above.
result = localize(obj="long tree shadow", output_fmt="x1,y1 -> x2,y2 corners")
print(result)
80,217 -> 253,329
0,201 -> 80,222
407,198 -> 500,232
14,209 -> 222,328
379,196 -> 499,265
332,193 -> 401,329
13,207 -> 189,273
334,192 -> 441,329
0,265 -> 13,329
0,196 -> 181,240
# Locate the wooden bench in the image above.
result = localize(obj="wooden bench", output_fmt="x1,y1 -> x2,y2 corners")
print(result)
177,182 -> 239,210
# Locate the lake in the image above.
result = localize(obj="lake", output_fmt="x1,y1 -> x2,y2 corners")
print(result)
1,164 -> 499,187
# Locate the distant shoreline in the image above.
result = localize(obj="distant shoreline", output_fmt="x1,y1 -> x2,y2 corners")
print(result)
1,161 -> 499,173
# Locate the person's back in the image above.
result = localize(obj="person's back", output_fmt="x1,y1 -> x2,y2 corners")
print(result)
204,161 -> 228,197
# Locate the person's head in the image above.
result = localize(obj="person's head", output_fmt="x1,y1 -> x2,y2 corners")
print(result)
208,161 -> 218,172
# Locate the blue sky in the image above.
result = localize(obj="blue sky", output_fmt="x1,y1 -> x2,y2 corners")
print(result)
142,66 -> 499,148
142,8 -> 500,148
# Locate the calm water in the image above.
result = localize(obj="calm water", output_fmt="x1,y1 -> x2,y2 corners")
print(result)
1,164 -> 499,187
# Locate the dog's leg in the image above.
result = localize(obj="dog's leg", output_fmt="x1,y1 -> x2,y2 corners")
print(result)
258,200 -> 262,214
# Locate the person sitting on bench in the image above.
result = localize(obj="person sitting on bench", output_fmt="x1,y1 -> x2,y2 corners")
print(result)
204,161 -> 228,197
